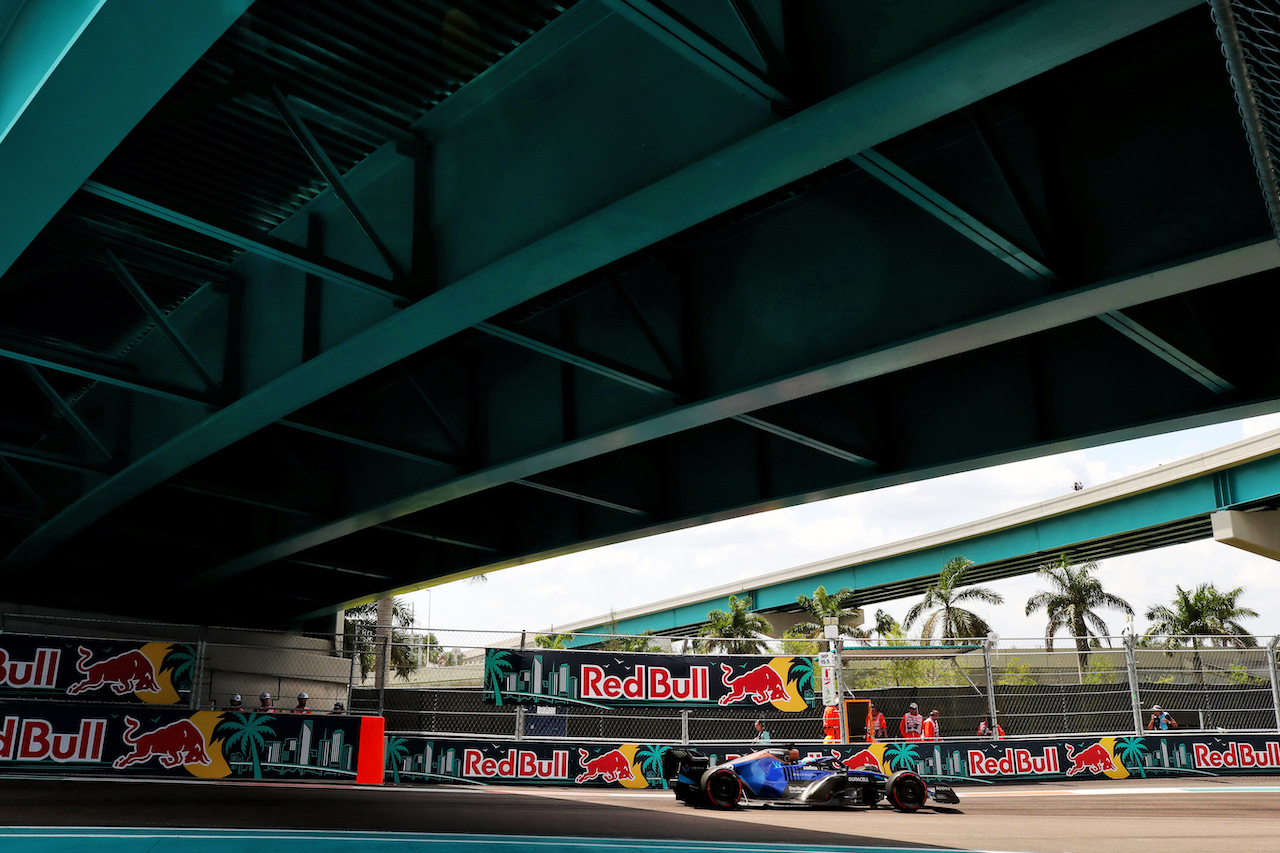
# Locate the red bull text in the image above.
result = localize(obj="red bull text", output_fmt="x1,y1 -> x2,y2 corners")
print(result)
0,648 -> 60,689
580,665 -> 709,702
463,748 -> 570,780
1194,742 -> 1280,770
967,747 -> 1061,777
0,716 -> 106,763
575,748 -> 636,783
841,748 -> 883,770
719,663 -> 789,706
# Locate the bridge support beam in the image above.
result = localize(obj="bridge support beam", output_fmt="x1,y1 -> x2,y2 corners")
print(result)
1211,509 -> 1280,560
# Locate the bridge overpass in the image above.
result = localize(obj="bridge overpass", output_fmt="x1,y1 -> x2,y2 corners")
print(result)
562,428 -> 1280,636
7,1 -> 1280,628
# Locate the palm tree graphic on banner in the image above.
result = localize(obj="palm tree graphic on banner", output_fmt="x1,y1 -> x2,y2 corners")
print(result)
484,650 -> 515,705
636,745 -> 669,788
884,742 -> 919,772
786,657 -> 817,700
160,644 -> 198,695
385,736 -> 410,783
1115,737 -> 1149,778
214,712 -> 277,779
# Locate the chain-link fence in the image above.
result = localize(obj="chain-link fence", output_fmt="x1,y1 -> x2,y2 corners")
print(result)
3,611 -> 1277,740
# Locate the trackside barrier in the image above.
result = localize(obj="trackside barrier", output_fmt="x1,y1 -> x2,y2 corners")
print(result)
382,733 -> 1280,787
0,703 -> 385,783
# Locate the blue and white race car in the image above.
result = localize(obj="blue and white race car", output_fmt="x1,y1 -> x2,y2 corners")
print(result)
664,747 -> 959,811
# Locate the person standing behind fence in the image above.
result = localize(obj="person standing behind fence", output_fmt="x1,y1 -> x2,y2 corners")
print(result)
292,692 -> 312,714
224,694 -> 243,712
257,692 -> 275,713
977,713 -> 1004,739
867,703 -> 887,742
900,702 -> 923,740
1148,704 -> 1177,730
921,709 -> 940,741
753,720 -> 772,744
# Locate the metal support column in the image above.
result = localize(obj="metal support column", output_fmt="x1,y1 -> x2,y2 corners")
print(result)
515,706 -> 526,741
681,709 -> 690,745
1124,631 -> 1144,735
982,638 -> 999,731
1267,635 -> 1280,733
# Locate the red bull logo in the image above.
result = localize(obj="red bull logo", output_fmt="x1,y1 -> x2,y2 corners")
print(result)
580,665 -> 710,702
574,748 -> 635,783
967,747 -> 1061,777
462,748 -> 570,780
1064,743 -> 1115,777
718,663 -> 789,706
0,716 -> 106,763
841,748 -> 882,770
66,646 -> 160,696
0,647 -> 60,689
113,716 -> 210,769
1193,742 -> 1280,770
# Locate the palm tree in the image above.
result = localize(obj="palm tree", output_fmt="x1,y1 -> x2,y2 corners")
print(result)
385,736 -> 410,783
903,556 -> 1003,643
791,585 -> 866,639
883,742 -> 919,771
636,744 -> 669,788
160,644 -> 198,694
786,656 -> 817,699
1115,736 -> 1149,778
873,609 -> 898,640
696,595 -> 773,654
344,598 -> 423,680
214,712 -> 276,779
1145,583 -> 1259,684
484,650 -> 515,705
534,633 -> 572,649
1024,554 -> 1133,670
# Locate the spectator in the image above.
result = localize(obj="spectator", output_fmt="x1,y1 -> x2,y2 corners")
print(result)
223,693 -> 243,712
822,704 -> 841,742
922,709 -> 941,741
752,720 -> 772,744
257,692 -> 275,713
1148,704 -> 1177,731
977,713 -> 1005,739
868,703 -> 887,741
293,692 -> 312,714
900,702 -> 923,740
331,701 -> 346,715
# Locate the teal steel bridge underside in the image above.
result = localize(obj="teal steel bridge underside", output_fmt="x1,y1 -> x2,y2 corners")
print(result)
2,1 -> 1280,628
583,438 -> 1280,636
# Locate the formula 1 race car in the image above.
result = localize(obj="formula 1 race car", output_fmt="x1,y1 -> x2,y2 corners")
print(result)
664,747 -> 959,812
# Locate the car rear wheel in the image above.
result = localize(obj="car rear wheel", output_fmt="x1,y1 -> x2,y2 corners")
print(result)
886,771 -> 927,812
701,767 -> 742,809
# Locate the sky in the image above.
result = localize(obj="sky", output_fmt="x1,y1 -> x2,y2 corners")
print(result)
405,414 -> 1280,646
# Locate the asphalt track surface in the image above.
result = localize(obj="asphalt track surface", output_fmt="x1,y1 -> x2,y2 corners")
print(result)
0,776 -> 1278,852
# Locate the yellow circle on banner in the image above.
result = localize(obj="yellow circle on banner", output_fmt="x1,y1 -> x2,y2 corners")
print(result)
767,657 -> 809,712
184,711 -> 233,778
136,643 -> 181,705
1099,736 -> 1130,779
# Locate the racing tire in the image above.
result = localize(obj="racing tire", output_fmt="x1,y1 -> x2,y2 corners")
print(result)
885,770 -> 927,812
700,767 -> 742,810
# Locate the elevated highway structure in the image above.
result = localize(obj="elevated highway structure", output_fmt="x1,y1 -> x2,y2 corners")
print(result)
561,428 -> 1280,636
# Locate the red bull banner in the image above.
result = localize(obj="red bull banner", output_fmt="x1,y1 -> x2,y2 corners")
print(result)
0,635 -> 195,705
483,649 -> 815,710
391,733 -> 1280,788
0,703 -> 385,783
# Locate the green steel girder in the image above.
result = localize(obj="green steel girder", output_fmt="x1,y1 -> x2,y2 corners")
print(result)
0,0 -> 255,277
4,0 -> 1193,588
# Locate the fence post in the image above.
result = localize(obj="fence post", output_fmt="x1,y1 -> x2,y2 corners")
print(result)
190,636 -> 207,711
1267,635 -> 1280,734
982,638 -> 999,731
346,650 -> 356,712
515,706 -> 525,741
681,709 -> 690,745
1124,631 -> 1143,735
377,634 -> 388,717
